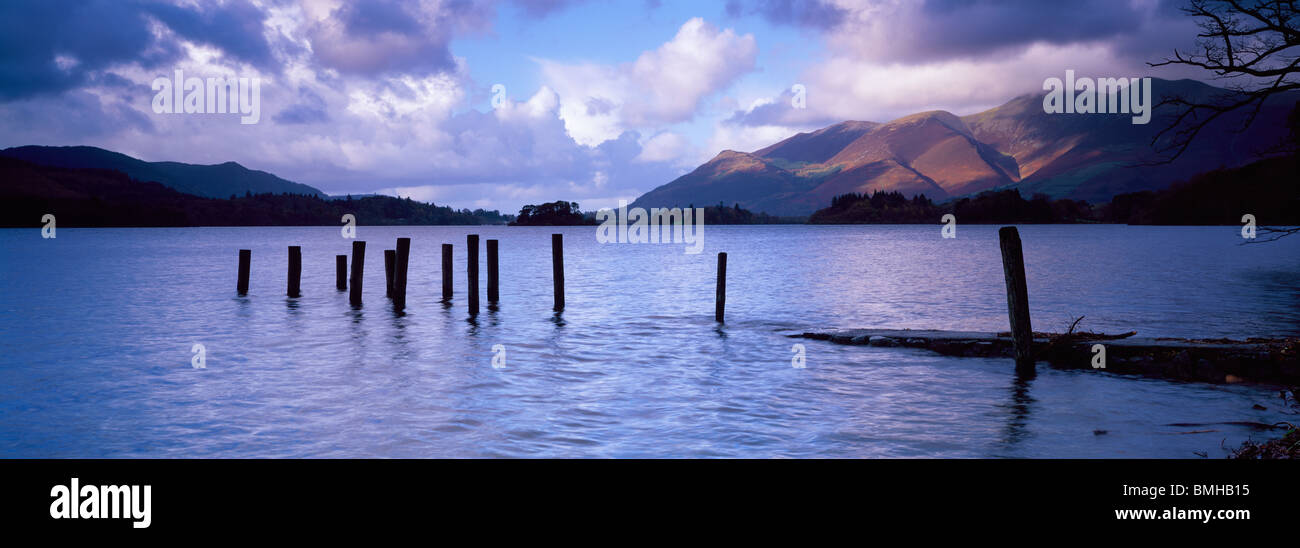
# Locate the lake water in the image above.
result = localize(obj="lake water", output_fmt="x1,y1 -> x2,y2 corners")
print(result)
1,225 -> 1297,458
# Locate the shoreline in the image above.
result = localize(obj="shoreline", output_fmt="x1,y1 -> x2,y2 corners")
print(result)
4,222 -> 1298,229
794,328 -> 1300,385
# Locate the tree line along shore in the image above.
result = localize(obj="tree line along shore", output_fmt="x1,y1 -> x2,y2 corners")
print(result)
3,153 -> 1296,228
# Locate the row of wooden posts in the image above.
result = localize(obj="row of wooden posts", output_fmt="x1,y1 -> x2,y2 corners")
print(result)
235,233 -> 732,321
236,227 -> 1035,372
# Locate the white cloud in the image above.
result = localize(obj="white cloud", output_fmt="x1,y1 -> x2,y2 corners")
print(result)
494,84 -> 560,121
345,71 -> 465,121
728,0 -> 1204,126
539,17 -> 757,146
635,131 -> 690,164
705,123 -> 801,160
804,42 -> 1145,122
625,17 -> 758,124
3,0 -> 1227,219
719,37 -> 1185,135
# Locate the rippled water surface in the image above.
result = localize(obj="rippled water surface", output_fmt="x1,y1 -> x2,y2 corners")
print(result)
1,225 -> 1297,457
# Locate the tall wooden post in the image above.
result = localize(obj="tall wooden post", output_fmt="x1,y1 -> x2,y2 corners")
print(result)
552,233 -> 564,311
349,240 -> 366,306
384,249 -> 395,298
393,238 -> 410,310
336,255 -> 347,291
287,246 -> 302,297
237,249 -> 251,295
487,239 -> 499,303
998,227 -> 1034,373
441,243 -> 453,302
715,252 -> 727,323
467,234 -> 479,316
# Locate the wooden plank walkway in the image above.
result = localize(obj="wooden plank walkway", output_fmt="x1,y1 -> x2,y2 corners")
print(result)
793,328 -> 1299,384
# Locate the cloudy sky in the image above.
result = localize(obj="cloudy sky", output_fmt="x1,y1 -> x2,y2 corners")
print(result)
0,0 -> 1205,213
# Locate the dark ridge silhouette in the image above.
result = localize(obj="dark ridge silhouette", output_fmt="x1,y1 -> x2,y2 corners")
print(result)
0,145 -> 328,199
1104,155 -> 1300,226
809,189 -> 1094,224
509,200 -> 797,225
7,151 -> 1291,229
693,203 -> 800,224
807,155 -> 1300,226
0,157 -> 510,227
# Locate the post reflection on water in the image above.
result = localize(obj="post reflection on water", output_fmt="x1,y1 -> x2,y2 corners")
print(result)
0,225 -> 1295,457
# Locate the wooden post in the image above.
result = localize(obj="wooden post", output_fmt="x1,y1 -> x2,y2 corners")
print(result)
441,243 -> 453,302
384,249 -> 395,298
552,233 -> 564,311
393,238 -> 410,310
287,246 -> 302,298
715,252 -> 727,323
349,240 -> 366,306
467,234 -> 479,315
998,227 -> 1034,373
487,239 -> 499,302
336,255 -> 347,291
237,249 -> 251,295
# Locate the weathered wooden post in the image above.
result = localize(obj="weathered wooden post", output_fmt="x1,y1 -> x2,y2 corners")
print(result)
336,255 -> 347,291
287,246 -> 302,298
715,252 -> 727,323
349,240 -> 366,306
552,233 -> 564,311
467,234 -> 480,315
998,227 -> 1034,373
441,243 -> 453,302
393,237 -> 410,310
487,239 -> 499,303
237,249 -> 251,295
384,249 -> 395,298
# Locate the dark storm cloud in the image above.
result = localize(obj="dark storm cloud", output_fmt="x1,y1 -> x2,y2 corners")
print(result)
305,0 -> 495,76
1112,0 -> 1204,61
0,1 -> 160,100
337,0 -> 425,34
274,88 -> 330,125
141,0 -> 277,69
731,0 -> 1195,63
910,0 -> 1146,60
0,0 -> 274,101
508,0 -> 587,17
725,0 -> 848,29
0,89 -> 155,142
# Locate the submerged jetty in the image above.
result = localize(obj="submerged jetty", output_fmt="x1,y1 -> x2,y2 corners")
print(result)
793,328 -> 1299,384
795,226 -> 1297,385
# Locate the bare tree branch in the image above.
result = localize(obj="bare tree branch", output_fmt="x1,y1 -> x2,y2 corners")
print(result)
1244,226 -> 1300,242
1147,0 -> 1300,163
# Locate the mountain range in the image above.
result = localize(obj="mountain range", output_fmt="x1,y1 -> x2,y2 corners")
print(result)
3,78 -> 1294,219
631,79 -> 1297,216
0,156 -> 509,227
0,145 -> 326,199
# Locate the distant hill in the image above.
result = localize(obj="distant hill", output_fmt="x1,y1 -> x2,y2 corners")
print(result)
0,157 -> 510,227
633,79 -> 1297,216
0,145 -> 327,199
1103,155 -> 1300,226
805,154 -> 1300,226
